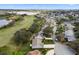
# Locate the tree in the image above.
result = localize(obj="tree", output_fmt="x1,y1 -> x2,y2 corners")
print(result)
43,26 -> 53,37
29,18 -> 45,33
11,15 -> 23,21
12,28 -> 32,46
56,25 -> 64,34
68,15 -> 76,21
29,23 -> 40,33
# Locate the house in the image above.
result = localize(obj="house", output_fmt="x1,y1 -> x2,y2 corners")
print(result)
32,35 -> 44,48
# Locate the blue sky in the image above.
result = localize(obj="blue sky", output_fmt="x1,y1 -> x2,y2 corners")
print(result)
0,4 -> 79,9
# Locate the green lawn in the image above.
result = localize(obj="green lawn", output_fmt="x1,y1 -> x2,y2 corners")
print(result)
43,39 -> 54,44
0,15 -> 35,47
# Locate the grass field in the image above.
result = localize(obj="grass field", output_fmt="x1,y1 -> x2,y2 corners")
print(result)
0,15 -> 36,47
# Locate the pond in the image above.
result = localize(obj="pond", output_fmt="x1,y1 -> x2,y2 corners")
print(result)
0,19 -> 12,28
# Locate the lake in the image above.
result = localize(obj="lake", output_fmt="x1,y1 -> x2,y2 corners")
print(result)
0,19 -> 12,28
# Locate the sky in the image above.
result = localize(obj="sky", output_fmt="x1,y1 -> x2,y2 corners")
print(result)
0,4 -> 79,9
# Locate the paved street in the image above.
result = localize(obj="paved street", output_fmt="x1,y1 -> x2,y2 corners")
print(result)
52,20 -> 76,55
54,42 -> 76,55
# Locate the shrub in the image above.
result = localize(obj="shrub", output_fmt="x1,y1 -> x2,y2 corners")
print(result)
12,28 -> 32,46
0,46 -> 10,55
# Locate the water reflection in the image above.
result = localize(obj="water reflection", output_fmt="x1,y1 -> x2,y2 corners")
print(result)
0,19 -> 12,28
